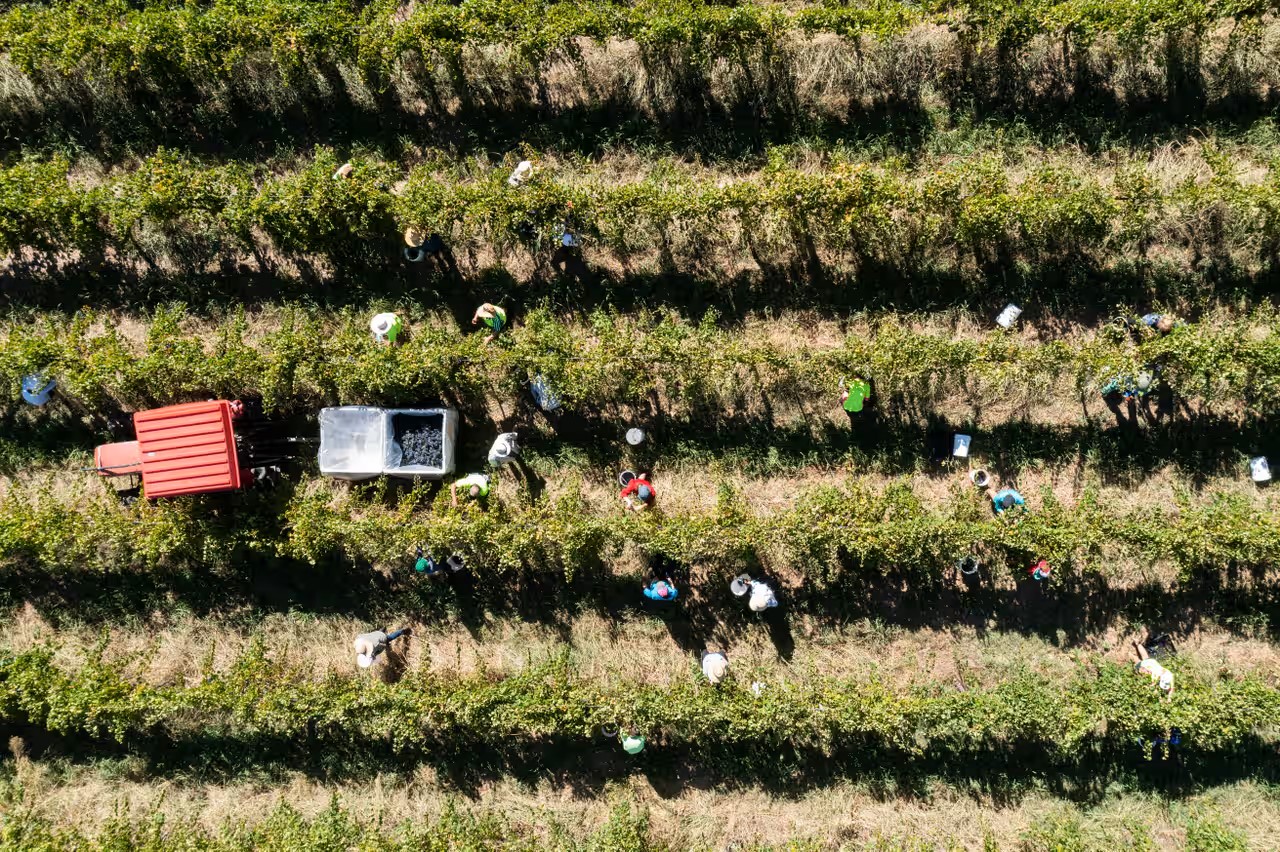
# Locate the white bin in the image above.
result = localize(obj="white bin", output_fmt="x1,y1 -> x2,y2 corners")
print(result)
319,406 -> 458,480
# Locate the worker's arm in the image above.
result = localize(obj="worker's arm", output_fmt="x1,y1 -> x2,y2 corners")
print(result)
620,479 -> 640,499
451,481 -> 459,506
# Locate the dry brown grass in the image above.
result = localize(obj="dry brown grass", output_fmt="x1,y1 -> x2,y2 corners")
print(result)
5,593 -> 1278,694
8,750 -> 1280,851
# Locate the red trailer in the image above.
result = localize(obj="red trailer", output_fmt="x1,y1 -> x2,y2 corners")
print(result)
94,400 -> 247,498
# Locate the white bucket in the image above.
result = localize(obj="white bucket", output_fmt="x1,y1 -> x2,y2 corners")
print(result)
996,304 -> 1023,328
970,469 -> 990,488
626,428 -> 645,446
1251,456 -> 1272,483
952,434 -> 972,457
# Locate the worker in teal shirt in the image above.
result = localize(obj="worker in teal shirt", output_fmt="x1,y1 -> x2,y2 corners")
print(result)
642,579 -> 678,602
992,488 -> 1025,515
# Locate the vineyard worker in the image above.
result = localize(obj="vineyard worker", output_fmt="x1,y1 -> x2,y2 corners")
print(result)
354,627 -> 410,669
451,473 -> 490,507
642,579 -> 678,603
1141,313 -> 1176,335
472,303 -> 507,344
748,580 -> 779,612
992,488 -> 1025,516
488,432 -> 519,467
620,473 -> 656,512
621,732 -> 646,755
369,312 -> 403,345
839,375 -> 872,414
701,651 -> 729,685
414,545 -> 443,577
1134,641 -> 1175,700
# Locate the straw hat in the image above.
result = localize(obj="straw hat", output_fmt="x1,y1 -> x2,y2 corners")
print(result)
404,227 -> 425,247
705,656 -> 728,684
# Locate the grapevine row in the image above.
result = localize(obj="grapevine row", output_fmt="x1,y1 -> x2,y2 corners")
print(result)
4,148 -> 1278,286
2,0 -> 1271,85
1,645 -> 1276,765
3,473 -> 1275,584
2,799 -> 673,852
2,307 -> 1276,416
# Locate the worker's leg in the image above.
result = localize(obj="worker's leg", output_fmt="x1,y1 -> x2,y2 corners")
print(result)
385,628 -> 409,643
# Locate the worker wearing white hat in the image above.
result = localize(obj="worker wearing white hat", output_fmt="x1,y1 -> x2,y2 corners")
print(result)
731,574 -> 779,612
749,581 -> 779,612
369,312 -> 403,344
701,651 -> 728,685
353,627 -> 409,669
488,432 -> 519,467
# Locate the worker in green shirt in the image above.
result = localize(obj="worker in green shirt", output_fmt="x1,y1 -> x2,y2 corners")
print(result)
451,473 -> 490,507
839,376 -> 873,420
472,303 -> 507,344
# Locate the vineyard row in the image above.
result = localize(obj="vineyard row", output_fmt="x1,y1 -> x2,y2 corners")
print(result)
3,472 -> 1275,584
5,148 -> 1280,282
1,0 -> 1268,84
3,307 -> 1277,416
0,799 -> 678,852
1,645 -> 1276,765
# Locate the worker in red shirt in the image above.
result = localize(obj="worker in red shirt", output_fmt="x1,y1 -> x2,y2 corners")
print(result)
619,473 -> 656,512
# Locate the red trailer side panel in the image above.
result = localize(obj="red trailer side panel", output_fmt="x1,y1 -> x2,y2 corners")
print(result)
134,400 -> 242,498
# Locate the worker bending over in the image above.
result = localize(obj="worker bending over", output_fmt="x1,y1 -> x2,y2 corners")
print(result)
992,488 -> 1025,515
620,473 -> 656,512
488,432 -> 519,467
452,473 -> 490,506
1133,641 -> 1175,700
472,303 -> 507,344
642,578 -> 678,602
354,627 -> 409,669
701,651 -> 728,684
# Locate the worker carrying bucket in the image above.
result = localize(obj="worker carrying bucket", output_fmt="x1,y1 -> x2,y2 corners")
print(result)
731,574 -> 779,612
619,471 -> 655,512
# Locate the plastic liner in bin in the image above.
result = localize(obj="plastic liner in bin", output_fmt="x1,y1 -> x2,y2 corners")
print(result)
319,406 -> 456,480
390,412 -> 445,469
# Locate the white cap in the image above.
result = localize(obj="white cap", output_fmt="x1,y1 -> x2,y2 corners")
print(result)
1158,670 -> 1174,692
